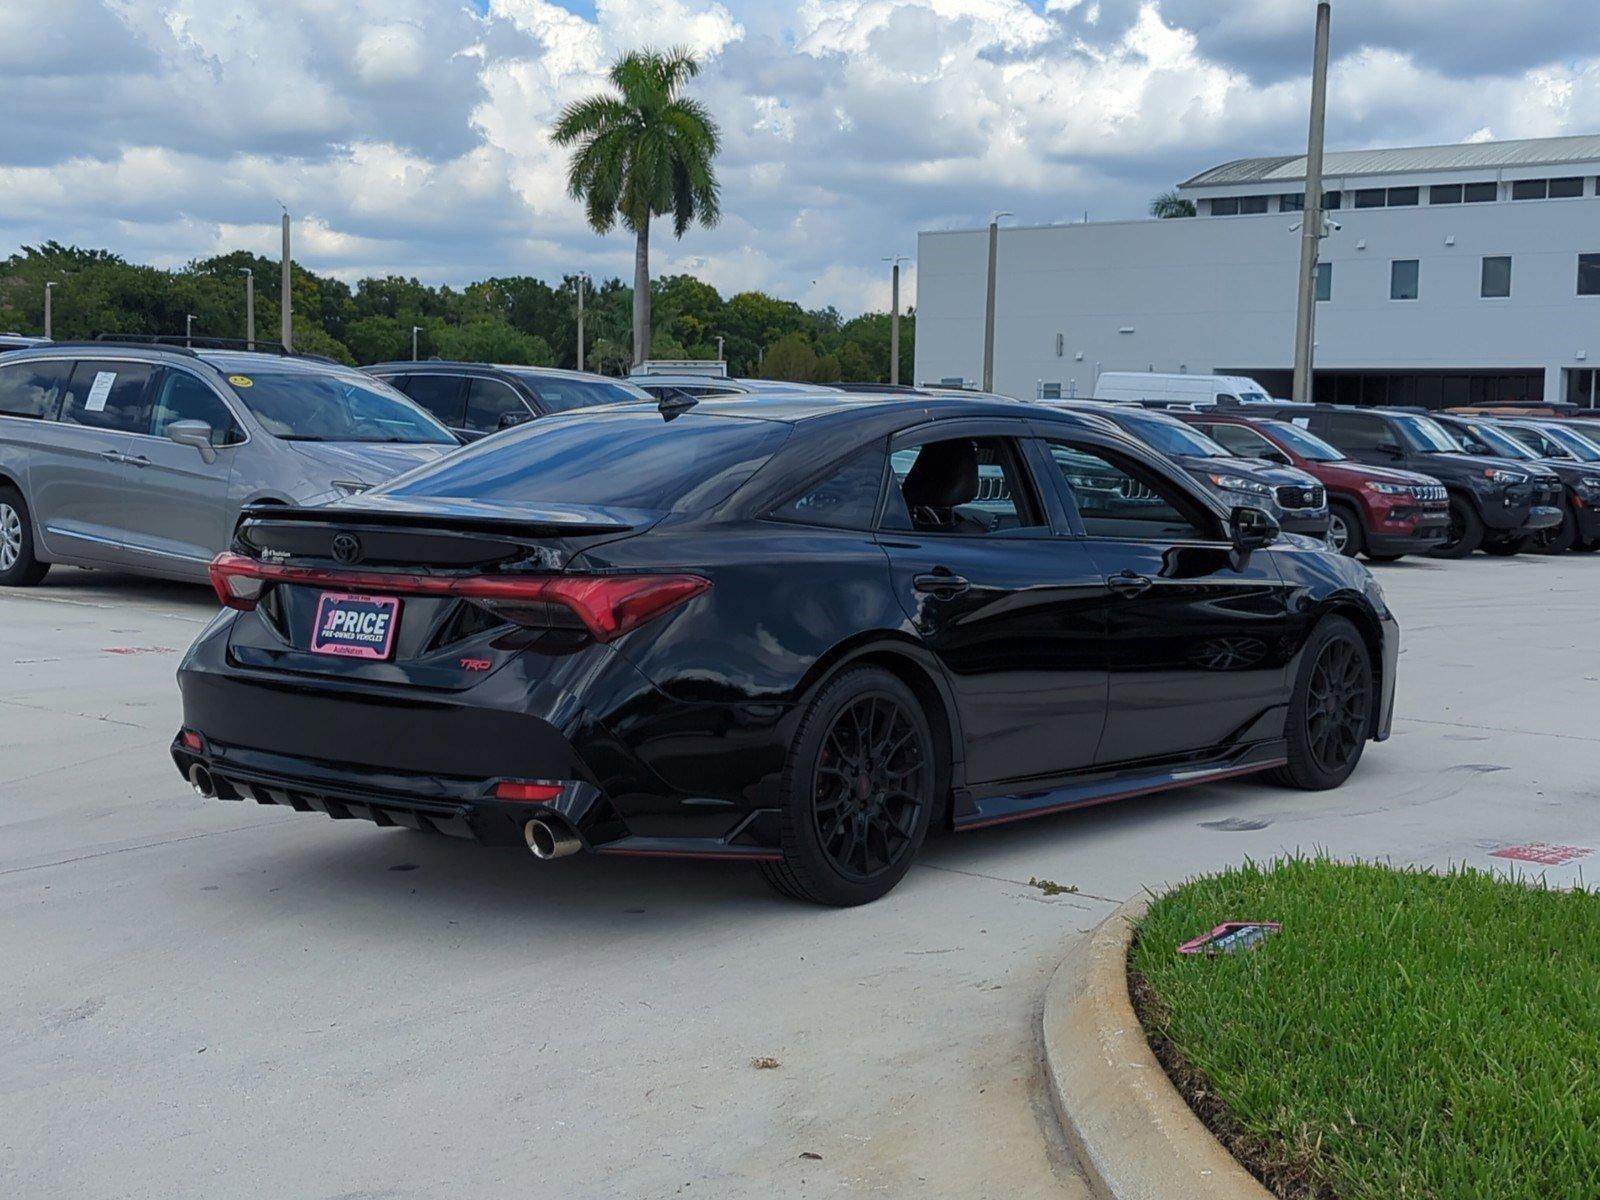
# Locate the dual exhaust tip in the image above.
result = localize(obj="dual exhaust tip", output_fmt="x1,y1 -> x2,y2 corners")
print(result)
524,818 -> 581,860
188,764 -> 216,800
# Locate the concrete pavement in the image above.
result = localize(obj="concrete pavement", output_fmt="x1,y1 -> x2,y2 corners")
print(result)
2,556 -> 1596,1198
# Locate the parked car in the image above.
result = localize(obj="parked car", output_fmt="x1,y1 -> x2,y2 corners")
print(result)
0,333 -> 51,352
173,392 -> 1395,905
1489,417 -> 1600,552
1253,404 -> 1562,558
1176,411 -> 1448,560
1047,401 -> 1330,537
363,361 -> 651,442
1093,371 -> 1274,408
1430,412 -> 1595,554
627,360 -> 839,401
0,342 -> 457,586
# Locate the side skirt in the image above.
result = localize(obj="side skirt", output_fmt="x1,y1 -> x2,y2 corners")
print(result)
953,741 -> 1288,832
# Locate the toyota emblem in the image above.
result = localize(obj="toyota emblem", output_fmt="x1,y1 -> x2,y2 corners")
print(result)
331,533 -> 363,565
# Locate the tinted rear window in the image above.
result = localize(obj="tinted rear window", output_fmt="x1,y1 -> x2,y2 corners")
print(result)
0,358 -> 71,419
378,410 -> 792,512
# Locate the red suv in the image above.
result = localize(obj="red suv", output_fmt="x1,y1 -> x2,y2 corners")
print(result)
1178,412 -> 1449,560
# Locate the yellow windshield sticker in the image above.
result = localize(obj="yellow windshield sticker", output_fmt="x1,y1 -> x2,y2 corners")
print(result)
228,374 -> 254,388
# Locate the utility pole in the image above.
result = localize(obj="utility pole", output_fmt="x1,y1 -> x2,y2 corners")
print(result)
241,268 -> 254,349
1292,1 -> 1332,405
185,313 -> 195,347
982,213 -> 1011,393
576,275 -> 587,371
279,206 -> 293,352
883,255 -> 906,385
43,281 -> 56,339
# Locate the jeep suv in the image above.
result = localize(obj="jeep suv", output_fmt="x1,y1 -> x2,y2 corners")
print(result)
1047,401 -> 1330,536
0,341 -> 457,586
1434,413 -> 1599,554
1255,405 -> 1560,558
1178,411 -> 1448,560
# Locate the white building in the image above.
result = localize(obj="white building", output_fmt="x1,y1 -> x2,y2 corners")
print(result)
915,133 -> 1600,407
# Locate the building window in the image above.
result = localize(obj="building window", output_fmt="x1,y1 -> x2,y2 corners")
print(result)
1237,195 -> 1268,214
1512,179 -> 1549,200
1390,259 -> 1420,300
1316,262 -> 1332,302
1550,176 -> 1584,198
1429,184 -> 1462,205
1323,191 -> 1342,210
1463,182 -> 1497,203
1354,188 -> 1386,209
1481,256 -> 1511,299
1579,254 -> 1600,296
1280,193 -> 1305,211
1386,186 -> 1420,206
1210,197 -> 1239,216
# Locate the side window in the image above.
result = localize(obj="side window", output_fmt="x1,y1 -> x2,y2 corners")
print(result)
1205,424 -> 1275,459
881,436 -> 1046,535
0,359 -> 71,419
464,378 -> 529,433
400,374 -> 467,426
768,445 -> 886,530
1046,442 -> 1215,541
1324,413 -> 1399,452
148,369 -> 240,444
59,362 -> 155,434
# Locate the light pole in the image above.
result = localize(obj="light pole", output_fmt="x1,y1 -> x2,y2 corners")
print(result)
241,268 -> 254,349
882,255 -> 906,385
43,281 -> 56,340
575,274 -> 588,372
982,212 -> 1012,393
185,313 -> 196,347
411,325 -> 423,362
1292,1 -> 1332,405
716,335 -> 725,363
279,205 -> 293,352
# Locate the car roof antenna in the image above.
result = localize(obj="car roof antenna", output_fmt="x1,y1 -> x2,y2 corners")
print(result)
657,389 -> 698,421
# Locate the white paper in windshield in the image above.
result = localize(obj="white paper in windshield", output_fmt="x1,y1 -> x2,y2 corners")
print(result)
84,371 -> 117,412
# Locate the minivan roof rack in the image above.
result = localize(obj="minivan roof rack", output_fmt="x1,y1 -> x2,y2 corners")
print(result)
92,333 -> 302,355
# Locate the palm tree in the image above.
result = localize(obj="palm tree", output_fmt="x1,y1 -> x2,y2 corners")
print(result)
553,49 -> 721,367
1149,190 -> 1197,219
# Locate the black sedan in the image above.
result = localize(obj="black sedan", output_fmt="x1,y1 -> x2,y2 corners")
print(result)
173,394 -> 1397,905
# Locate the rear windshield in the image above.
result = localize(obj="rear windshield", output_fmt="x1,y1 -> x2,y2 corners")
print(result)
377,410 -> 791,511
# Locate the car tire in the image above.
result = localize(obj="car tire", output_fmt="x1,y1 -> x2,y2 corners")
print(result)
1365,552 -> 1404,563
1270,616 -> 1372,792
760,666 -> 935,906
1327,503 -> 1364,557
0,486 -> 50,588
1481,535 -> 1530,556
1534,503 -> 1578,554
1430,496 -> 1483,559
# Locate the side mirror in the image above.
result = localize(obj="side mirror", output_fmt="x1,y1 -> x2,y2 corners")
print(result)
166,419 -> 217,464
497,411 -> 532,431
1229,505 -> 1279,557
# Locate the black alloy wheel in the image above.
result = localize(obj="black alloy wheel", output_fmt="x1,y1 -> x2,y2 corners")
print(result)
1533,503 -> 1578,554
1430,496 -> 1483,559
1272,616 -> 1372,790
763,667 -> 935,905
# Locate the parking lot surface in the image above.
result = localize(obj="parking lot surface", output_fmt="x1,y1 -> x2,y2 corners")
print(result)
3,557 -> 1596,1198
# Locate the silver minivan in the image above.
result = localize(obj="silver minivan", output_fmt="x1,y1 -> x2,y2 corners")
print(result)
0,343 -> 459,586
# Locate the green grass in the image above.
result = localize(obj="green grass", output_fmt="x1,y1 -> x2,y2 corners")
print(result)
1129,857 -> 1600,1200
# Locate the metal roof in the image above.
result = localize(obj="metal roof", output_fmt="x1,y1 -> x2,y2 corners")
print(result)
1179,133 -> 1600,189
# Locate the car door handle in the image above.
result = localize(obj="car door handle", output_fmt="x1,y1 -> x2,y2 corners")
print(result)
1107,570 -> 1154,598
125,454 -> 150,468
913,571 -> 970,596
99,450 -> 125,464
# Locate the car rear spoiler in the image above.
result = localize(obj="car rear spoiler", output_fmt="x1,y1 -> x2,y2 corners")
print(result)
239,498 -> 644,537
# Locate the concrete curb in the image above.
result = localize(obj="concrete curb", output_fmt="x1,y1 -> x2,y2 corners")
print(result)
1041,896 -> 1274,1200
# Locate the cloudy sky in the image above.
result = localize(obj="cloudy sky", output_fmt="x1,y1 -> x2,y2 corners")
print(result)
3,0 -> 1599,314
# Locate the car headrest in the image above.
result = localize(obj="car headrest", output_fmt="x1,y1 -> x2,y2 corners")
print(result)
902,440 -> 979,509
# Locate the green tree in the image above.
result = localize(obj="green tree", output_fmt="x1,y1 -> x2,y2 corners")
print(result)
760,332 -> 818,381
434,320 -> 553,365
1150,190 -> 1197,218
553,48 -> 721,367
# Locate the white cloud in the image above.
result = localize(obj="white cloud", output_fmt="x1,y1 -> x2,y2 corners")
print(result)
4,0 -> 1600,315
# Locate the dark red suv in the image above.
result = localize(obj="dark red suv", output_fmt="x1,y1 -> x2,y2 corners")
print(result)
1178,412 -> 1449,560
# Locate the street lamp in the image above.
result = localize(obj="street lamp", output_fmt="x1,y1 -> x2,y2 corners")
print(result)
982,212 -> 1013,392
43,281 -> 56,340
185,313 -> 196,347
279,203 -> 293,352
882,255 -> 907,385
716,334 -> 725,364
411,325 -> 423,362
240,268 -> 254,350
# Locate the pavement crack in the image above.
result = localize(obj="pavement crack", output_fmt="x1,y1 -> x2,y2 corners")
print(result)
915,860 -> 1123,903
0,819 -> 287,877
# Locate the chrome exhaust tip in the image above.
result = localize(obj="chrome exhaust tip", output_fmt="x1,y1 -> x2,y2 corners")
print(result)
188,764 -> 216,800
524,818 -> 581,860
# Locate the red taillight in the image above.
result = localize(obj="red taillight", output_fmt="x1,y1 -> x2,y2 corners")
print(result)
179,729 -> 203,752
494,781 -> 564,803
207,553 -> 708,642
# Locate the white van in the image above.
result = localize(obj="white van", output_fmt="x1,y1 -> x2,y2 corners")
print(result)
1093,371 -> 1273,408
